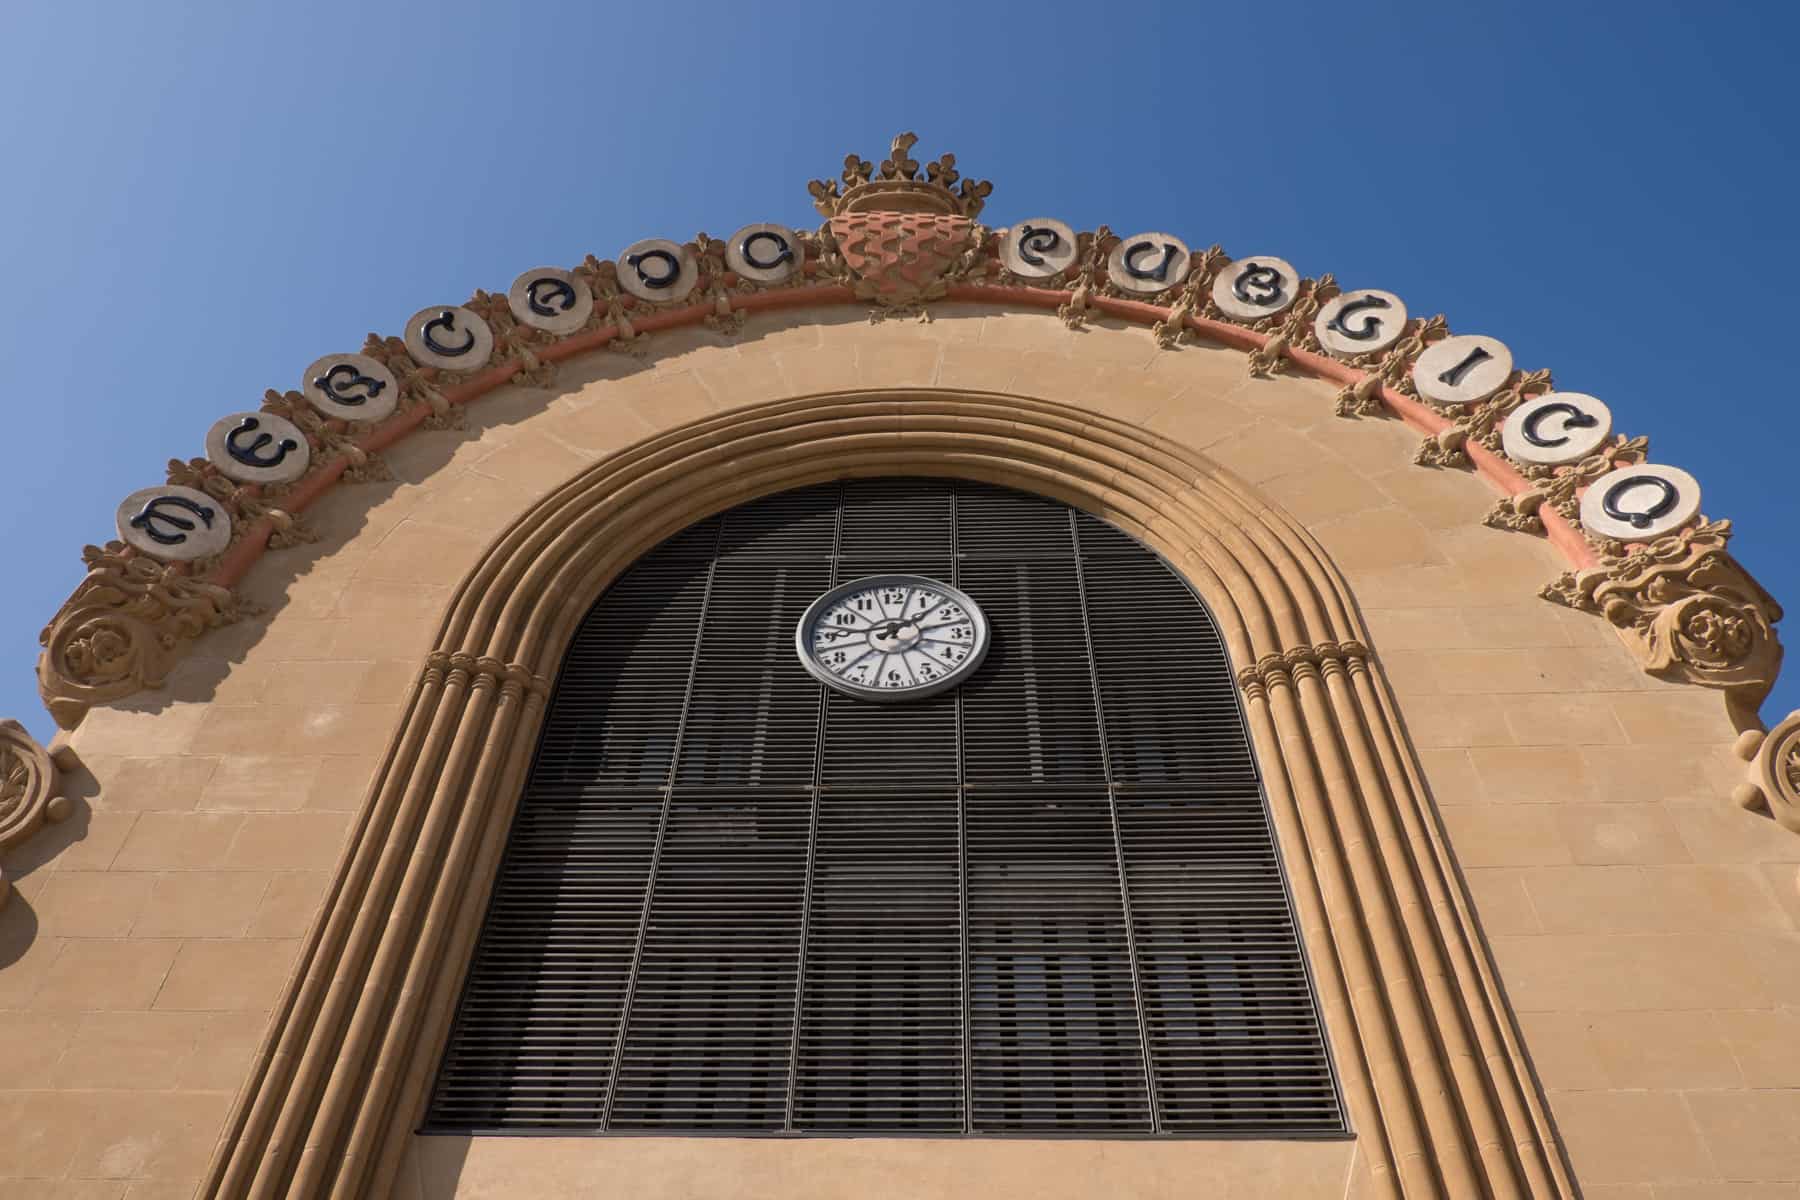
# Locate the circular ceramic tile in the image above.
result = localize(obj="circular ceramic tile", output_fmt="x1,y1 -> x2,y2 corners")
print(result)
725,223 -> 805,285
1314,288 -> 1408,358
1503,393 -> 1613,466
1413,334 -> 1514,405
1211,256 -> 1300,322
1579,464 -> 1702,541
507,268 -> 594,336
1107,232 -> 1191,295
205,411 -> 311,485
116,485 -> 233,561
404,305 -> 494,371
301,353 -> 400,423
1000,218 -> 1079,280
617,238 -> 699,303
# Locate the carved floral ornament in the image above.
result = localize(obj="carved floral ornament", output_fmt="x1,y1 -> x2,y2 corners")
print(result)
25,131 -> 1783,735
1734,711 -> 1800,832
0,721 -> 76,906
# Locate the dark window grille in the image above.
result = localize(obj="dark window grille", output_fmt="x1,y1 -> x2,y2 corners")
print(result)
426,478 -> 1345,1137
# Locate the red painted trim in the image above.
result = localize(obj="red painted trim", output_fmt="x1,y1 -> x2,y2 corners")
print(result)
202,281 -> 1601,592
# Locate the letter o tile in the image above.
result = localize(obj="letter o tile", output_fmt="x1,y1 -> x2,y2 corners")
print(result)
1579,464 -> 1702,542
726,224 -> 805,285
618,238 -> 699,303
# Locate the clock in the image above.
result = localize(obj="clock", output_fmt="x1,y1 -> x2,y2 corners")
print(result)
795,574 -> 990,701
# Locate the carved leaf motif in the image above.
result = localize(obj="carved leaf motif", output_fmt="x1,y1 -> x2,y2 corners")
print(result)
1738,712 -> 1800,835
37,546 -> 244,729
1543,520 -> 1782,706
0,752 -> 25,825
0,720 -> 61,856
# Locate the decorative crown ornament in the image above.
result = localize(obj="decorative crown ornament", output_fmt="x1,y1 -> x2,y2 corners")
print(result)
810,133 -> 993,310
808,132 -> 993,218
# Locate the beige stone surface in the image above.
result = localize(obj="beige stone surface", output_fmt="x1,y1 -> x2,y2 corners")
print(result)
0,306 -> 1782,1195
413,1135 -> 1356,1200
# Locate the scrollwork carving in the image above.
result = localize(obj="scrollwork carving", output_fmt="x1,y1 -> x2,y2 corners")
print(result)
260,387 -> 391,482
1056,227 -> 1113,330
1413,365 -> 1553,469
1733,712 -> 1800,833
0,719 -> 74,904
1484,436 -> 1649,535
1150,245 -> 1230,348
163,458 -> 316,550
1248,274 -> 1338,378
1541,519 -> 1782,708
36,544 -> 246,729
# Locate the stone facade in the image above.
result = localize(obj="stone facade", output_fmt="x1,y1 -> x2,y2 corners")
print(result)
0,136 -> 1792,1198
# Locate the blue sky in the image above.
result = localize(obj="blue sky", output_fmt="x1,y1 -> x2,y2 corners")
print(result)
1,1 -> 1795,743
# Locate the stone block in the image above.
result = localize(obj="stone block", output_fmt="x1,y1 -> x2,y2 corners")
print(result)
52,1010 -> 207,1090
131,872 -> 270,939
1714,1008 -> 1800,1087
1503,697 -> 1628,747
82,757 -> 217,813
112,813 -> 243,872
1585,1009 -> 1741,1088
224,812 -> 350,872
1555,804 -> 1692,865
153,938 -> 299,1012
35,871 -> 155,938
1469,746 -> 1591,803
1549,1089 -> 1713,1185
1440,805 -> 1572,868
247,871 -> 328,939
32,938 -> 179,1012
1686,1089 -> 1800,1183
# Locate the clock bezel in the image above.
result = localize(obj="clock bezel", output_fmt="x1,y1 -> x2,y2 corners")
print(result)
794,573 -> 991,702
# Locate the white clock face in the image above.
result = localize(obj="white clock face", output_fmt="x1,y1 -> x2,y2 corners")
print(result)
795,574 -> 990,701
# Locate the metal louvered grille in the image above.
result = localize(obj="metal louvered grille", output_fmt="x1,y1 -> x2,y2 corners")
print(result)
426,479 -> 1344,1138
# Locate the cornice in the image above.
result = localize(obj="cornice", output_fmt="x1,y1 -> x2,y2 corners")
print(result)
26,131 -> 1782,730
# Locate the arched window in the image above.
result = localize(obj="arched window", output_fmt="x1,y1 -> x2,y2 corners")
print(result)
426,479 -> 1344,1137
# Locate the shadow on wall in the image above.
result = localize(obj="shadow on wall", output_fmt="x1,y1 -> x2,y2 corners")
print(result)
0,761 -> 101,965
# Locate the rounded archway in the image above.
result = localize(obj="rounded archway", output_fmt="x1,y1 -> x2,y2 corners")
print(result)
425,475 -> 1345,1139
202,388 -> 1570,1199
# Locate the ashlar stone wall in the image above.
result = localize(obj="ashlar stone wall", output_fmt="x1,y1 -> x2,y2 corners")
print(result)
0,306 -> 1786,1199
